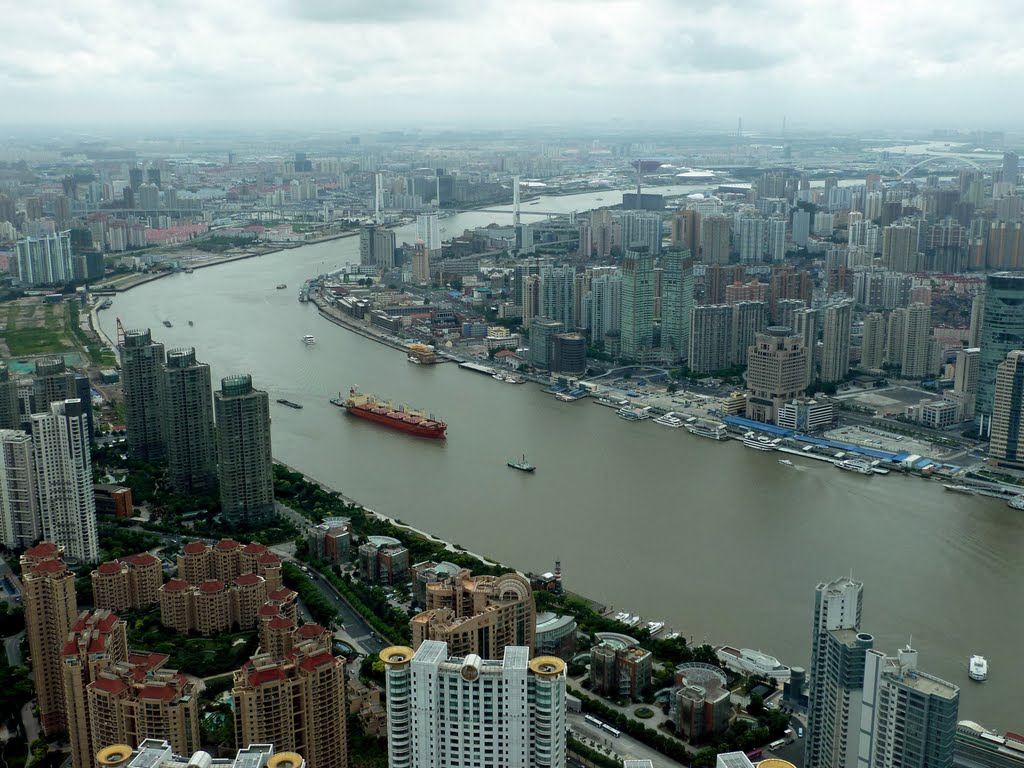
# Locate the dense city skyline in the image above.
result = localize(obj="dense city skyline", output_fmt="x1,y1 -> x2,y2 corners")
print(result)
5,0 -> 1024,127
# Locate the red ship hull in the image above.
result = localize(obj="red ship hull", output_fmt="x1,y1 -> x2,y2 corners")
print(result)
345,404 -> 447,438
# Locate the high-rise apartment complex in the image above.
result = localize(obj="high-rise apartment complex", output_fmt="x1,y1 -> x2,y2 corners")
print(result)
744,328 -> 808,424
410,571 -> 535,659
15,231 -> 74,286
660,248 -> 694,362
730,301 -> 768,366
94,741 -> 305,768
701,214 -> 731,264
214,375 -> 274,528
620,246 -> 655,361
620,212 -> 662,255
806,577 -> 871,768
233,638 -> 348,768
381,641 -> 566,768
988,350 -> 1024,470
583,271 -> 622,345
792,308 -> 820,385
671,208 -> 700,254
539,264 -> 576,329
31,399 -> 98,562
159,348 -> 217,495
0,429 -> 38,550
860,313 -> 887,371
359,224 -> 396,268
900,302 -> 933,380
415,213 -> 441,251
689,304 -> 733,374
22,543 -> 78,735
411,241 -> 430,283
858,646 -> 959,768
977,273 -> 1024,434
0,364 -> 20,430
820,301 -> 853,383
737,215 -> 766,263
119,329 -> 166,462
952,347 -> 981,419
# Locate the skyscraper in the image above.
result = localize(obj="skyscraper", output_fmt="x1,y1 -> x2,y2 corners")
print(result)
584,271 -> 622,345
977,273 -> 1024,434
620,212 -> 662,255
860,313 -> 886,371
359,225 -> 396,268
900,302 -> 932,380
15,231 -> 74,286
820,301 -> 853,384
1003,151 -> 1019,187
528,317 -> 565,370
793,308 -> 820,385
881,224 -> 917,272
159,348 -> 217,496
858,646 -> 959,768
952,347 -> 981,419
660,248 -> 694,363
22,543 -> 78,736
381,641 -> 566,768
214,375 -> 274,528
411,241 -> 430,284
233,638 -> 348,768
767,217 -> 787,262
539,264 -> 576,329
988,350 -> 1024,470
31,399 -> 99,563
415,213 -> 441,251
730,301 -> 768,366
806,577 -> 871,768
0,364 -> 20,430
0,429 -> 38,551
737,215 -> 766,263
119,329 -> 166,462
620,246 -> 655,361
701,215 -> 731,264
744,328 -> 808,424
670,208 -> 700,254
32,356 -> 76,413
688,305 -> 733,374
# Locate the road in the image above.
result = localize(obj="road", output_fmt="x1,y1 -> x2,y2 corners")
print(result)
295,567 -> 388,658
568,711 -> 684,768
5,630 -> 24,667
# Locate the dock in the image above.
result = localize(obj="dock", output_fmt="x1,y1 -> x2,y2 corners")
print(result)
458,361 -> 497,375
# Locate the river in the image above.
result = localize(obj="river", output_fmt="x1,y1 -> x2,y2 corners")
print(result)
101,188 -> 1022,731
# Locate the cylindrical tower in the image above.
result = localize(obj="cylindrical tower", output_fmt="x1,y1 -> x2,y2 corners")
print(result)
380,646 -> 415,768
529,656 -> 567,768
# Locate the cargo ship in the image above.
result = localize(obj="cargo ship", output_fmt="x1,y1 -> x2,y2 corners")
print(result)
331,388 -> 446,439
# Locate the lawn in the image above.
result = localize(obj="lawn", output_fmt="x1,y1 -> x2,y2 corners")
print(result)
3,302 -> 72,357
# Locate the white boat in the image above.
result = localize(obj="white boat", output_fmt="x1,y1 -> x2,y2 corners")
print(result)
614,612 -> 629,622
1009,496 -> 1024,510
617,406 -> 651,421
944,485 -> 974,495
624,615 -> 642,627
646,621 -> 665,636
742,432 -> 780,451
836,458 -> 874,475
492,372 -> 507,381
504,375 -> 526,384
302,335 -> 317,345
686,420 -> 728,440
716,646 -> 792,682
654,412 -> 683,428
969,655 -> 988,681
778,459 -> 793,466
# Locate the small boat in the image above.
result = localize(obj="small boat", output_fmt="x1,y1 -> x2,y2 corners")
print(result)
1009,496 -> 1024,510
944,485 -> 974,495
507,455 -> 536,473
624,615 -> 641,627
492,372 -> 507,381
646,621 -> 665,636
185,268 -> 194,274
276,399 -> 303,409
969,655 -> 988,682
276,283 -> 288,289
742,432 -> 780,451
302,335 -> 316,345
187,320 -> 194,327
162,320 -> 173,328
778,459 -> 793,466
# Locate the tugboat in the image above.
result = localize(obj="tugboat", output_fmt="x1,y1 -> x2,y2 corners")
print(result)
507,455 -> 536,473
188,320 -> 194,327
969,655 -> 988,682
302,335 -> 316,345
162,320 -> 173,328
276,283 -> 288,289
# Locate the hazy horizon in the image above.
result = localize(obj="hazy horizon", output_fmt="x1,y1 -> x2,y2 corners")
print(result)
4,0 -> 1024,132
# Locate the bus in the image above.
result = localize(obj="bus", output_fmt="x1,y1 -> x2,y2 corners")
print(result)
584,715 -> 603,728
601,724 -> 621,738
769,739 -> 786,751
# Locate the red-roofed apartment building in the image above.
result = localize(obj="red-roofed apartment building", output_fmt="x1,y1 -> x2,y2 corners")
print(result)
91,552 -> 163,613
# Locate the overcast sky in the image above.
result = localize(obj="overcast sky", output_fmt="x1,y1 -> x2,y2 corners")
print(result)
2,0 -> 1021,130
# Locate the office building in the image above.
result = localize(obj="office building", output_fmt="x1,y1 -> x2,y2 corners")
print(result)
415,213 -> 441,251
358,535 -> 409,584
689,304 -> 733,374
540,264 -> 576,329
96,740 -> 304,768
15,231 -> 74,286
534,612 -> 577,660
977,273 -> 1024,433
0,429 -> 38,550
308,518 -> 352,563
91,552 -> 163,613
584,271 -> 622,345
820,301 -> 853,383
88,652 -> 202,762
806,576 -> 871,768
359,224 -> 395,268
215,375 -> 274,528
731,301 -> 768,366
661,249 -> 694,362
858,646 -> 959,768
22,543 -> 78,736
381,641 -> 566,768
989,351 -> 1024,470
590,642 -> 652,701
672,664 -> 731,741
701,215 -> 731,264
233,638 -> 347,768
859,313 -> 886,371
552,333 -> 586,375
62,610 -> 129,768
31,399 -> 98,563
119,329 -> 166,462
620,246 -> 655,361
901,303 -> 933,379
745,328 -> 808,424
411,241 -> 430,283
0,364 -> 20,430
159,348 -> 217,496
777,398 -> 836,432
952,347 -> 981,419
527,315 -> 564,370
411,571 -> 535,660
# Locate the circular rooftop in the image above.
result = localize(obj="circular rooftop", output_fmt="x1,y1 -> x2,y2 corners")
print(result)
529,656 -> 566,679
268,754 -> 304,768
676,662 -> 728,689
96,745 -> 134,767
379,646 -> 414,666
758,760 -> 797,768
595,631 -> 638,650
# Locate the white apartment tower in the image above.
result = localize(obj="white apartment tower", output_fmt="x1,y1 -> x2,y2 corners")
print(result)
30,400 -> 98,563
900,302 -> 932,379
0,430 -> 39,550
381,641 -> 566,768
